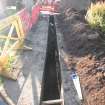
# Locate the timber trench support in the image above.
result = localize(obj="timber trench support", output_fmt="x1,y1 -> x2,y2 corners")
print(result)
40,15 -> 63,105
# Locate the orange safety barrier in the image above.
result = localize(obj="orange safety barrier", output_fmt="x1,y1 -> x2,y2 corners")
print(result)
17,4 -> 41,34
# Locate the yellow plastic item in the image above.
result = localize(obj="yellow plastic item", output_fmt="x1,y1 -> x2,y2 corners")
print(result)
0,15 -> 25,78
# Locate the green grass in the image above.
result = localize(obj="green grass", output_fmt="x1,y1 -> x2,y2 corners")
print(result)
5,55 -> 16,71
0,76 -> 4,87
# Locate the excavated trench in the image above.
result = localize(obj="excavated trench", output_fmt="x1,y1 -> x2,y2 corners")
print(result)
40,15 -> 62,105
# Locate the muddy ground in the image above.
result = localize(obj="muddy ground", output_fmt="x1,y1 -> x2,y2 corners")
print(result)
57,4 -> 105,105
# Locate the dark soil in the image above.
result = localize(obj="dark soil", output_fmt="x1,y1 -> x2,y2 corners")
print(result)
57,7 -> 105,105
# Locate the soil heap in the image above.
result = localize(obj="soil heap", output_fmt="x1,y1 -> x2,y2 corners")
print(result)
57,6 -> 105,105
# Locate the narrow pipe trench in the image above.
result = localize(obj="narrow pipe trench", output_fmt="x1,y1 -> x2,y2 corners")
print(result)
40,15 -> 62,105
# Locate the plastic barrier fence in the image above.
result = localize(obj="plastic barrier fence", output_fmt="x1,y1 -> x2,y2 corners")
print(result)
18,9 -> 32,34
0,15 -> 25,79
0,3 -> 41,79
0,15 -> 24,56
32,4 -> 41,25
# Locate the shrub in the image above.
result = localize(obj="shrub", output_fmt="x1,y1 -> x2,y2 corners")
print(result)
4,55 -> 16,71
85,2 -> 105,33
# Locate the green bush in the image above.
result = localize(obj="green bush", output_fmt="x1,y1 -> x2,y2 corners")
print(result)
86,2 -> 105,33
5,55 -> 16,71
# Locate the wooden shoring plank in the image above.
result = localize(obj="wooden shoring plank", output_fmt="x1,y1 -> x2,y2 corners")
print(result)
23,45 -> 32,50
42,99 -> 63,105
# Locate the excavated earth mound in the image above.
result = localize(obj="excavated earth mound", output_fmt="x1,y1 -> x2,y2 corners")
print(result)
57,7 -> 105,105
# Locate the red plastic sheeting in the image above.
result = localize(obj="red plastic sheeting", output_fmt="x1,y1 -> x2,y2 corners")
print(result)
17,4 -> 41,35
40,5 -> 55,12
18,9 -> 32,34
31,5 -> 41,25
